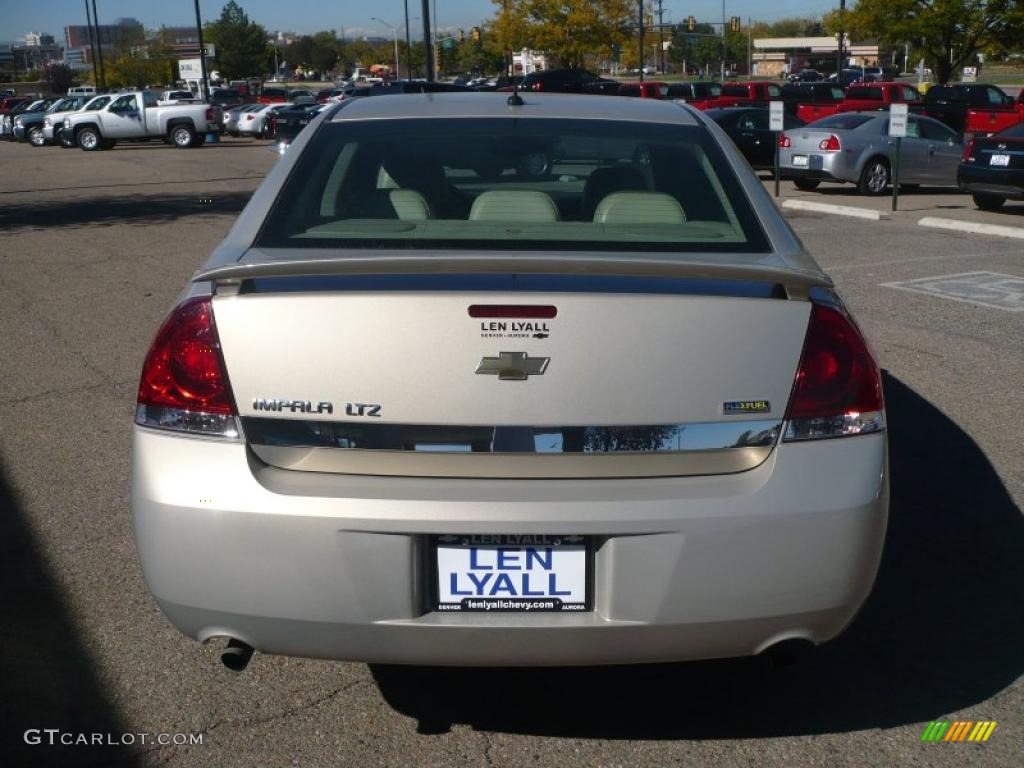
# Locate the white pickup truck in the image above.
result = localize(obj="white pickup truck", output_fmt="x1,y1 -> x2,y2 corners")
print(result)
63,90 -> 222,150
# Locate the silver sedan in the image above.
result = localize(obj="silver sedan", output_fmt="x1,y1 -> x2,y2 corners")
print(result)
780,112 -> 964,194
131,94 -> 888,669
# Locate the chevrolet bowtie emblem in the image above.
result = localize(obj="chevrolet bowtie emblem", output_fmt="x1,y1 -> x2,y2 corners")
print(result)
475,351 -> 550,381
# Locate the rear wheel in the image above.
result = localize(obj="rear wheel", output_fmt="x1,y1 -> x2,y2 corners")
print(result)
973,193 -> 1006,211
77,126 -> 101,151
857,157 -> 889,195
793,179 -> 820,191
169,124 -> 196,148
27,126 -> 46,147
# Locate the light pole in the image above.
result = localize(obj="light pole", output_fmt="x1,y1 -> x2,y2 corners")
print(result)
372,18 -> 401,78
403,1 -> 412,77
637,1 -> 644,82
421,0 -> 433,79
720,0 -> 726,81
83,0 -> 100,88
193,0 -> 209,98
90,0 -> 105,91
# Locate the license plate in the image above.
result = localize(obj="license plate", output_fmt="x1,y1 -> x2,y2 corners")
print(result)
435,535 -> 588,612
792,154 -> 809,167
990,154 -> 1010,166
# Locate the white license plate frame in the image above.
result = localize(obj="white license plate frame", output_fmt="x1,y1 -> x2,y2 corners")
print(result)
433,535 -> 591,612
990,154 -> 1011,166
792,154 -> 809,167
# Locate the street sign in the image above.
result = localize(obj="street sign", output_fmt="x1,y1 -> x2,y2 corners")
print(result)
889,102 -> 908,138
962,66 -> 977,83
178,58 -> 203,79
769,100 -> 784,132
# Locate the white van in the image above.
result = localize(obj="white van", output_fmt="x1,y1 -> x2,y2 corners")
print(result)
67,86 -> 98,97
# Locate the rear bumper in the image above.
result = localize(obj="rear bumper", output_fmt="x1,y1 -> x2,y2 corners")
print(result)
132,427 -> 888,666
958,165 -> 1024,198
779,150 -> 851,182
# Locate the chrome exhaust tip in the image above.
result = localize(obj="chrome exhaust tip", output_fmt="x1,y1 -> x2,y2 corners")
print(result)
220,638 -> 255,672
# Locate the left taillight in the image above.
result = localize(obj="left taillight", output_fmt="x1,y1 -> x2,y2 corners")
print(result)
136,297 -> 239,438
962,138 -> 976,163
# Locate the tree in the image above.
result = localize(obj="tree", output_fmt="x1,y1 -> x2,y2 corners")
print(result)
843,0 -> 1024,83
310,31 -> 340,74
104,53 -> 170,88
491,0 -> 634,69
43,63 -> 75,94
205,1 -> 272,79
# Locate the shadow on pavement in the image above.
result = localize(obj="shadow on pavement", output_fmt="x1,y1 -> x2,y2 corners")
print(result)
0,466 -> 140,765
372,373 -> 1023,738
0,190 -> 255,231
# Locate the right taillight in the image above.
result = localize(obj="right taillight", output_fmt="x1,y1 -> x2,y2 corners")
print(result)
136,297 -> 239,438
779,133 -> 791,148
818,134 -> 841,151
962,138 -> 976,162
783,303 -> 884,441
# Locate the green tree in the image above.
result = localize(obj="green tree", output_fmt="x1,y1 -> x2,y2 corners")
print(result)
843,0 -> 1024,83
491,0 -> 633,69
104,53 -> 171,88
310,31 -> 340,74
205,1 -> 272,80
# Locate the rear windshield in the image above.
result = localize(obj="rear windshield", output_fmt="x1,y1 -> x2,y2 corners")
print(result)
997,122 -> 1024,138
925,87 -> 964,103
849,87 -> 883,100
257,117 -> 769,253
262,88 -> 287,98
807,113 -> 875,130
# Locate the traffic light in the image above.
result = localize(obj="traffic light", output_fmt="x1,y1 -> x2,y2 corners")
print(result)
458,28 -> 465,42
471,26 -> 481,43
730,16 -> 741,32
688,16 -> 696,32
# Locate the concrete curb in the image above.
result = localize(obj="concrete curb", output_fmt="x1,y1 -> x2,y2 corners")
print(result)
918,216 -> 1024,240
781,199 -> 887,221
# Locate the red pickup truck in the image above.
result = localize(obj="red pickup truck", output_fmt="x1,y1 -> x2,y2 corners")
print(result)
966,91 -> 1024,135
664,81 -> 729,109
836,82 -> 923,113
717,81 -> 781,108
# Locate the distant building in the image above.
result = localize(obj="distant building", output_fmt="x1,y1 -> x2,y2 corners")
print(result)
64,16 -> 144,63
512,49 -> 549,75
23,32 -> 56,46
753,36 -> 882,77
0,39 -> 64,71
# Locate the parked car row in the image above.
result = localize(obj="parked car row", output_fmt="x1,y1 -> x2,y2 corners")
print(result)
2,90 -> 222,149
771,109 -> 1024,209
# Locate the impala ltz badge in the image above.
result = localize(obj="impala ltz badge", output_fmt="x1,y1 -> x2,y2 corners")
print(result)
476,352 -> 550,381
723,400 -> 771,415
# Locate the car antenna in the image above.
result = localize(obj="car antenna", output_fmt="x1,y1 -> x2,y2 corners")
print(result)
507,46 -> 523,106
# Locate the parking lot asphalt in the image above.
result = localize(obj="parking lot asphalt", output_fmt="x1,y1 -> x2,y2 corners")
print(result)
0,136 -> 1020,768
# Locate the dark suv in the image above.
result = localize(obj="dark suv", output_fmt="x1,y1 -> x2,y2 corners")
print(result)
511,69 -> 620,95
368,80 -> 471,96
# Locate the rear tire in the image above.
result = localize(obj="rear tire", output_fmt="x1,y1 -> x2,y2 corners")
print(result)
973,193 -> 1006,211
77,126 -> 101,151
793,179 -> 820,191
169,124 -> 196,148
857,157 -> 889,195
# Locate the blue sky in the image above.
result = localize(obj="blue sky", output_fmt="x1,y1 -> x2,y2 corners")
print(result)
2,1 -> 837,43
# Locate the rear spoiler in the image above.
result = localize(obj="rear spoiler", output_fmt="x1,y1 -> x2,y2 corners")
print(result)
194,250 -> 832,301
